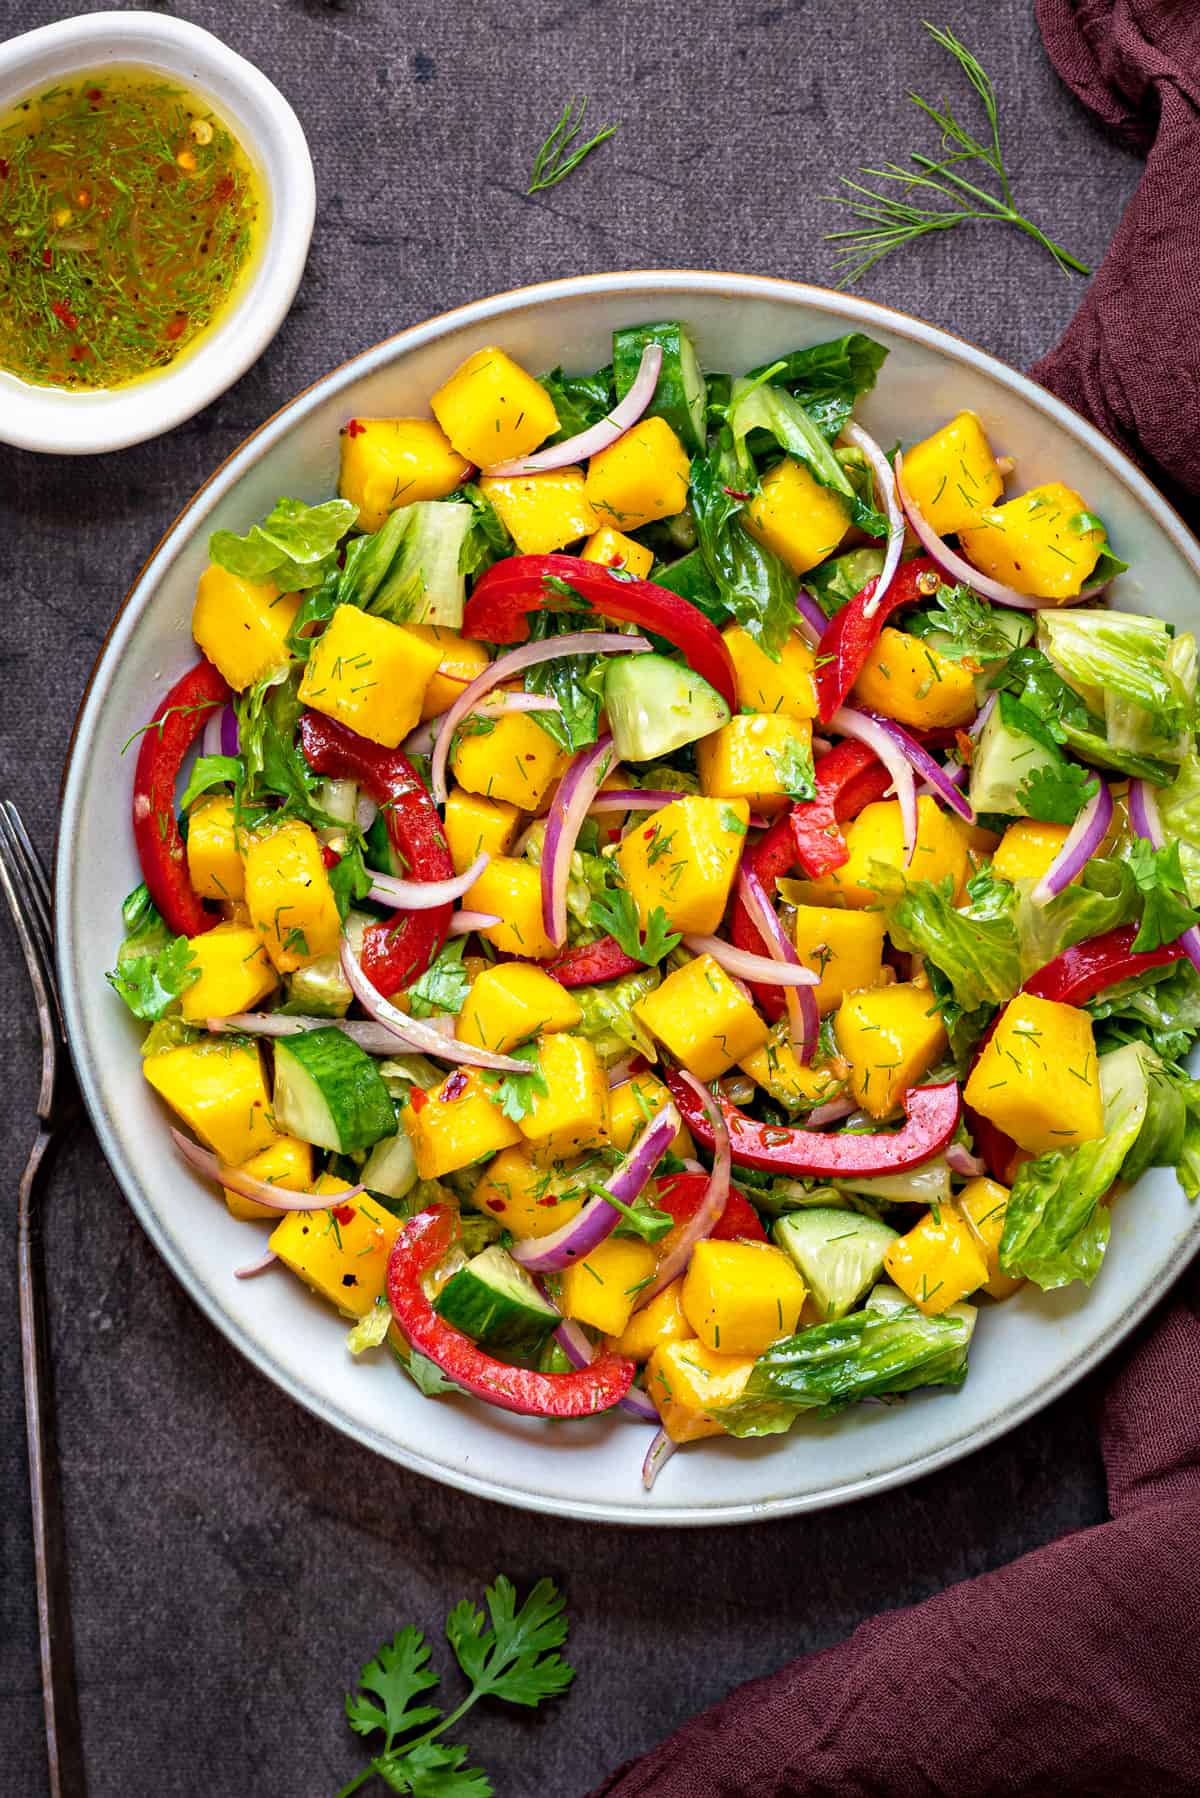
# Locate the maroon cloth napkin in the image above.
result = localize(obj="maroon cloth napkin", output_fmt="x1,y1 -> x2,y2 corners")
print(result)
590,7 -> 1200,1793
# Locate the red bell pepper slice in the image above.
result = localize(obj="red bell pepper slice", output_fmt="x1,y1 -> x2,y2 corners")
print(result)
132,658 -> 230,938
386,1205 -> 636,1417
299,712 -> 453,996
541,935 -> 644,987
1022,924 -> 1185,1007
654,1172 -> 767,1246
463,554 -> 738,712
665,1071 -> 961,1176
813,556 -> 942,725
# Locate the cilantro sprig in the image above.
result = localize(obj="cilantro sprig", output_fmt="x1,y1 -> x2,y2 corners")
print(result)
1016,760 -> 1099,826
493,1044 -> 551,1122
588,887 -> 681,966
1127,839 -> 1200,953
338,1577 -> 574,1797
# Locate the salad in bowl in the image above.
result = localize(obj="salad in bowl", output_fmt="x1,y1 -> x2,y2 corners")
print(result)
109,318 -> 1200,1491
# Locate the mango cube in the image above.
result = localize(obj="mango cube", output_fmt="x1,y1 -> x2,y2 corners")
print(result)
883,1207 -> 988,1315
298,604 -> 442,748
581,526 -> 655,579
462,857 -> 555,958
743,458 -> 849,575
451,705 -> 567,810
958,483 -> 1104,600
404,1069 -> 521,1179
223,1133 -> 313,1223
457,963 -> 581,1054
900,411 -> 1004,536
608,1279 -> 693,1361
835,981 -> 948,1119
269,1178 -> 403,1318
243,820 -> 341,972
468,1145 -> 584,1240
635,954 -> 767,1081
404,626 -> 491,722
792,904 -> 886,1016
338,416 -> 470,532
585,416 -> 690,529
478,468 -> 597,554
740,1029 -> 844,1111
192,564 -> 301,693
647,1338 -> 756,1443
696,713 -> 813,818
179,921 -> 278,1022
144,1039 -> 275,1166
186,794 -> 245,901
615,795 -> 748,935
722,625 -> 818,721
991,819 -> 1072,886
813,795 -> 972,908
442,788 -> 521,874
518,1033 -> 610,1163
963,993 -> 1103,1155
957,1177 -> 1024,1300
431,346 -> 558,466
852,627 -> 978,730
682,1238 -> 806,1356
560,1235 -> 659,1337
608,1072 -> 693,1156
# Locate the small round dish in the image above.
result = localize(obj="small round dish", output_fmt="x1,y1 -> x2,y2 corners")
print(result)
0,10 -> 314,455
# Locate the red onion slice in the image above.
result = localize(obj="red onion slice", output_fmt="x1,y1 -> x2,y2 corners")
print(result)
807,1096 -> 857,1129
201,704 -> 224,758
448,909 -> 501,936
483,343 -> 663,477
364,852 -> 489,912
588,787 -> 688,814
1129,781 -> 1200,977
857,707 -> 973,824
208,1012 -> 451,1054
510,1104 -> 679,1273
339,937 -> 528,1072
431,631 -> 651,804
843,421 -> 904,619
220,705 -> 240,759
737,867 -> 819,1064
172,1128 -> 366,1211
946,1143 -> 986,1177
403,691 -> 561,757
832,704 -> 919,862
234,1249 -> 279,1279
642,1425 -> 678,1490
1030,779 -> 1113,906
633,1073 -> 731,1311
551,1316 -> 659,1422
542,735 -> 616,946
968,692 -> 997,742
681,933 -> 819,988
794,589 -> 827,645
895,452 -> 1062,612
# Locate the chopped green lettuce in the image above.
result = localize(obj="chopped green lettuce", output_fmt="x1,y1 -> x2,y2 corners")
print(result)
1037,608 -> 1196,768
539,364 -> 615,440
106,884 -> 199,1021
178,753 -> 242,813
572,968 -> 661,1064
405,938 -> 471,1019
1125,839 -> 1200,952
209,496 -> 357,592
727,376 -> 887,536
689,447 -> 796,656
744,333 -> 888,439
1087,960 -> 1200,1066
802,544 -> 886,618
1155,751 -> 1200,904
1013,856 -> 1138,981
887,868 -> 1021,1013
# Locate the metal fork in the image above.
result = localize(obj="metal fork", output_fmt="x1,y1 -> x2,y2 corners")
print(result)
0,800 -> 87,1798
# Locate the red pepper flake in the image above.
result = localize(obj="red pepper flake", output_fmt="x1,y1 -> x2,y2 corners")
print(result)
86,87 -> 103,104
213,173 -> 235,203
333,1204 -> 358,1226
0,159 -> 9,179
345,418 -> 366,438
723,486 -> 751,500
69,343 -> 88,362
485,1198 -> 506,1213
165,314 -> 188,341
42,247 -> 52,267
441,1070 -> 469,1103
51,300 -> 78,330
320,844 -> 341,870
409,1087 -> 428,1113
643,826 -> 656,841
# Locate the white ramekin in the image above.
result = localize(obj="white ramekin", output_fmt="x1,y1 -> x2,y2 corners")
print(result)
0,10 -> 315,454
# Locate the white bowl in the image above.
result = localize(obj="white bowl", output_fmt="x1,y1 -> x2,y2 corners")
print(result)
56,271 -> 1200,1525
0,10 -> 314,454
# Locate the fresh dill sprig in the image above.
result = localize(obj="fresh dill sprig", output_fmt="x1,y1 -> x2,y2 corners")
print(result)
824,22 -> 1090,287
528,96 -> 619,193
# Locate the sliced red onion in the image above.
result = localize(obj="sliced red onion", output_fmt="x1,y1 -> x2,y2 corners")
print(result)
681,935 -> 819,988
946,1143 -> 986,1177
895,451 -> 1055,612
483,342 -> 663,477
234,1249 -> 279,1279
510,1104 -> 679,1273
642,1426 -> 678,1490
807,1096 -> 857,1129
832,705 -> 919,862
220,704 -> 240,758
917,760 -> 968,808
1128,781 -> 1200,977
172,1128 -> 365,1211
551,1317 -> 658,1422
339,937 -> 528,1072
633,1073 -> 731,1312
543,735 -> 616,946
606,1056 -> 636,1089
588,788 -> 688,814
811,736 -> 833,758
794,589 -> 827,644
201,704 -> 224,758
403,691 -> 561,757
208,1012 -> 452,1054
356,794 -> 378,834
859,708 -> 973,824
431,632 -> 651,804
448,909 -> 501,936
1030,780 -> 1113,905
843,421 -> 903,619
364,852 -> 489,912
969,692 -> 997,741
737,867 -> 820,1063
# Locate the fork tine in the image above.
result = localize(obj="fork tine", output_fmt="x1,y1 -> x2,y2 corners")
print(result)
0,806 -> 66,1048
0,800 -> 53,954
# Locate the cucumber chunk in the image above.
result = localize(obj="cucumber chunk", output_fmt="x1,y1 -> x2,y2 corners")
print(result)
365,812 -> 405,880
651,548 -> 722,608
774,1207 -> 899,1322
281,912 -> 370,1018
434,1245 -> 559,1353
369,499 -> 472,628
605,653 -> 730,761
866,1281 -> 979,1338
969,696 -> 1060,817
613,321 -> 707,455
360,1130 -> 418,1202
273,1027 -> 396,1153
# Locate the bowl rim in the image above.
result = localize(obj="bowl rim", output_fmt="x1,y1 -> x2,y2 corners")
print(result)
56,268 -> 1200,1525
0,9 -> 315,455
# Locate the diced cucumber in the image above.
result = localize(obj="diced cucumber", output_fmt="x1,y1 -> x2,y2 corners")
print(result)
272,1026 -> 396,1153
433,1245 -> 559,1353
924,607 -> 1033,669
365,812 -> 406,880
281,912 -> 370,1018
831,1157 -> 952,1208
969,695 -> 1060,817
604,652 -> 730,762
651,548 -> 721,608
865,1281 -> 979,1339
317,778 -> 359,825
774,1208 -> 899,1322
369,499 -> 472,628
613,321 -> 707,455
360,1130 -> 418,1203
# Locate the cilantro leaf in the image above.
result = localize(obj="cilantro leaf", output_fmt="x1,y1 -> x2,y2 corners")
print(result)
908,583 -> 1023,664
989,645 -> 1091,741
329,838 -> 374,923
588,887 -> 681,965
106,933 -> 199,1022
766,736 -> 816,801
494,1044 -> 550,1121
445,1576 -> 574,1709
1127,839 -> 1200,952
1016,760 -> 1099,825
346,1627 -> 442,1750
374,1742 -> 490,1797
406,938 -> 471,1019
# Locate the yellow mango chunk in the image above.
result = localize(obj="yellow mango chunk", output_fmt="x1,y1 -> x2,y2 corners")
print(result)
647,1338 -> 756,1443
681,1238 -> 806,1356
743,458 -> 850,575
615,795 -> 748,935
451,705 -> 567,810
884,1208 -> 988,1315
957,1177 -> 1024,1300
607,1279 -> 693,1361
179,921 -> 278,1023
635,954 -> 767,1082
338,416 -> 470,532
958,483 -> 1105,600
740,1028 -> 845,1111
696,714 -> 813,818
457,963 -> 581,1054
812,795 -> 972,909
560,1235 -> 659,1337
269,1178 -> 403,1318
517,1033 -> 610,1163
404,626 -> 491,722
462,857 -> 555,958
792,904 -> 886,1016
186,794 -> 245,902
442,788 -> 521,874
900,411 -> 1004,536
192,565 -> 301,693
243,820 -> 341,973
144,1038 -> 275,1166
963,993 -> 1103,1155
608,1073 -> 694,1156
223,1134 -> 313,1223
468,1145 -> 584,1240
722,625 -> 818,721
431,346 -> 558,467
581,526 -> 655,579
478,467 -> 597,554
835,981 -> 948,1119
991,819 -> 1072,886
852,627 -> 978,730
585,416 -> 690,529
404,1069 -> 521,1180
298,604 -> 442,749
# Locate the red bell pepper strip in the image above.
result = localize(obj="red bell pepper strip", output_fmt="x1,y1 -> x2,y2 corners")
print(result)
813,555 -> 942,724
386,1206 -> 636,1417
132,658 -> 230,938
463,554 -> 738,712
654,1172 -> 767,1245
299,712 -> 453,996
1022,924 -> 1185,1007
665,1071 -> 961,1176
541,935 -> 644,987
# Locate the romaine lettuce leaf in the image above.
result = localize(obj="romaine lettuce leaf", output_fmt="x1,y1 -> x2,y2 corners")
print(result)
571,968 -> 661,1064
689,446 -> 797,656
1013,856 -> 1139,981
744,333 -> 888,439
1037,608 -> 1196,767
209,496 -> 357,592
802,544 -> 885,618
1155,751 -> 1200,905
1087,959 -> 1200,1066
727,377 -> 887,536
539,364 -> 615,440
887,869 -> 1021,1013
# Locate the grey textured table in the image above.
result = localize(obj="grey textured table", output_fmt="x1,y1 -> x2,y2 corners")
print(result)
0,3 -> 1145,1793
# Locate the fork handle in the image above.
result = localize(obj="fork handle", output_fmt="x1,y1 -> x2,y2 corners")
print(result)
20,1130 -> 88,1798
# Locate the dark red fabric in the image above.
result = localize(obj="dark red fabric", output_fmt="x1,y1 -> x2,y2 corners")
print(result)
590,8 -> 1200,1792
